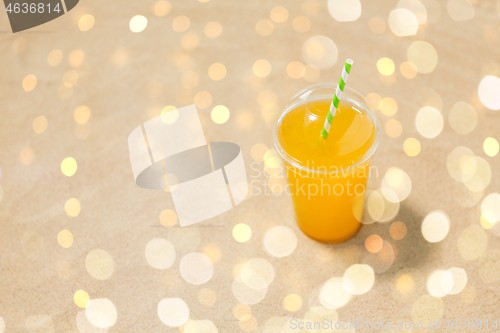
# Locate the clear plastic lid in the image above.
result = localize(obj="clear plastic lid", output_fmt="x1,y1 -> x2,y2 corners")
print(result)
273,83 -> 381,175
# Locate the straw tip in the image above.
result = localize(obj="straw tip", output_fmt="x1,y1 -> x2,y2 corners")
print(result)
346,59 -> 354,65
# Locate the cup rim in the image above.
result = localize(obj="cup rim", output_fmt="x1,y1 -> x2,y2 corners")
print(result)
272,83 -> 382,175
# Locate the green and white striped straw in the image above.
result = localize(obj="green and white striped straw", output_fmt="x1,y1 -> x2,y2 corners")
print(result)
321,59 -> 354,139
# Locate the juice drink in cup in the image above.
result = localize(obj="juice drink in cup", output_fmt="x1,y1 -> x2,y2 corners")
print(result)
273,84 -> 381,244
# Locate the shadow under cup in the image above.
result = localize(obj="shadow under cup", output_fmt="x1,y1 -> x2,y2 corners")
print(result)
272,83 -> 382,244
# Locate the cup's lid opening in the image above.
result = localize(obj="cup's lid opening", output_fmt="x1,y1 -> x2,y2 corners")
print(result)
273,84 -> 381,175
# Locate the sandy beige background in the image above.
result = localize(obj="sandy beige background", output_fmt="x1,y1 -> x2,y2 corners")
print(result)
0,0 -> 500,332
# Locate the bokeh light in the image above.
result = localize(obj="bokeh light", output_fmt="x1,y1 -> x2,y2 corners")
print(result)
194,91 -> 212,109
283,294 -> 302,312
407,41 -> 438,74
270,6 -> 289,23
377,58 -> 395,76
366,188 -> 400,223
380,97 -> 398,115
442,267 -> 467,295
320,277 -> 351,309
198,288 -> 216,306
463,157 -> 491,193
232,276 -> 267,305
130,15 -> 148,33
361,240 -> 395,274
79,15 -> 95,32
202,244 -> 221,264
74,105 -> 91,124
65,198 -> 81,217
252,59 -> 272,78
385,119 -> 402,138
154,1 -> 171,16
19,147 -> 34,165
69,49 -> 85,68
158,298 -> 189,327
85,298 -> 117,328
390,221 -> 407,240
365,234 -> 383,253
233,303 -> 251,320
446,146 -> 476,182
208,63 -> 226,81
382,168 -> 412,202
418,87 -> 442,111
403,138 -> 421,157
160,106 -> 178,124
57,229 -> 73,248
241,258 -> 274,290
32,115 -> 47,134
415,106 -> 443,138
328,0 -> 362,22
397,0 -> 428,24
61,157 -> 77,177
204,21 -> 222,38
181,33 -> 199,50
484,138 -> 499,157
396,273 -> 415,295
263,226 -> 297,257
400,61 -> 418,79
233,223 -> 252,243
427,270 -> 447,297
85,249 -> 114,280
481,193 -> 500,224
180,252 -> 213,285
23,74 -> 37,92
239,316 -> 258,332
211,105 -> 230,124
74,290 -> 89,308
185,320 -> 218,333
145,238 -> 175,269
421,210 -> 450,243
255,19 -> 274,36
172,16 -> 190,32
447,0 -> 474,21
388,9 -> 419,36
478,75 -> 500,110
448,101 -> 477,135
292,16 -> 311,33
343,264 -> 375,295
302,36 -> 338,70
48,49 -> 63,66
287,61 -> 305,79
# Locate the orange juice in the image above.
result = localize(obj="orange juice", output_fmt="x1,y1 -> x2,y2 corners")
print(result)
273,84 -> 380,243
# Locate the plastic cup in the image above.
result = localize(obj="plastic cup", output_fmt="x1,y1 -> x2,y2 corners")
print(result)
272,83 -> 381,244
